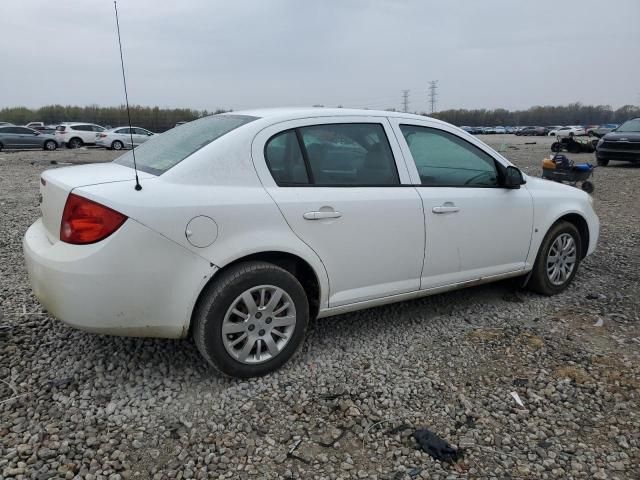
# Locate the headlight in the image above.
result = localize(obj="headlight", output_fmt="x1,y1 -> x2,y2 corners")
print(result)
596,138 -> 604,147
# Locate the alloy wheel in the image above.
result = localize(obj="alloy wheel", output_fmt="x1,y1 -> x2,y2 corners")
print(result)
221,285 -> 297,364
546,233 -> 577,286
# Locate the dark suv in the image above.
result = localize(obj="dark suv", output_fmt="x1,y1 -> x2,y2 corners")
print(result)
595,118 -> 640,166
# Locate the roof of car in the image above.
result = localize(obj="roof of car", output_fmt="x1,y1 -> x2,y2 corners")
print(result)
224,107 -> 448,125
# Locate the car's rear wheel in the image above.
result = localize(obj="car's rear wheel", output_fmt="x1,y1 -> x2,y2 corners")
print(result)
597,158 -> 609,167
193,261 -> 309,378
44,140 -> 57,151
528,221 -> 581,296
67,137 -> 83,149
111,140 -> 124,150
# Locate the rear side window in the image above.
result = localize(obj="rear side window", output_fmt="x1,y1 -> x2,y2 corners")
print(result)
264,130 -> 309,185
114,114 -> 257,175
115,128 -> 130,134
56,126 -> 66,132
264,123 -> 399,187
400,125 -> 498,187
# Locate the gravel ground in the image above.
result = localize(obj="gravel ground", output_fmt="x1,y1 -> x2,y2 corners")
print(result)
1,137 -> 639,480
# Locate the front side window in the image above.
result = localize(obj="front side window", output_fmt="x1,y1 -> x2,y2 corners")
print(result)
114,114 -> 257,175
400,125 -> 498,187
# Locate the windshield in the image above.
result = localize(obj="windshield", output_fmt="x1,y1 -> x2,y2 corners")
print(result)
114,114 -> 257,175
615,119 -> 640,133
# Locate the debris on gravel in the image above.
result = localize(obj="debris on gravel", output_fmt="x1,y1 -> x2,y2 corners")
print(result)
1,138 -> 639,479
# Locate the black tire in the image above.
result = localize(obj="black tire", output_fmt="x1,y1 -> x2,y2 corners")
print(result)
43,140 -> 57,151
192,261 -> 309,378
0,142 -> 3,152
111,140 -> 124,150
581,181 -> 594,193
568,143 -> 581,154
551,142 -> 561,152
597,158 -> 609,167
527,221 -> 582,296
67,137 -> 83,149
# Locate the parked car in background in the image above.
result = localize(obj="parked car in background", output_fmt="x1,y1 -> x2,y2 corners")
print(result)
55,123 -> 106,148
517,126 -> 545,136
483,127 -> 496,134
25,122 -> 45,129
506,126 -> 516,134
548,126 -> 586,137
96,126 -> 156,150
0,125 -> 58,151
494,126 -> 506,134
0,121 -> 14,127
595,118 -> 640,166
31,125 -> 57,135
587,124 -> 618,138
24,108 -> 599,377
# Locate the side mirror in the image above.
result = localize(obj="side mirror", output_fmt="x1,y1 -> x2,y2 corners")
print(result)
504,166 -> 525,189
148,132 -> 154,136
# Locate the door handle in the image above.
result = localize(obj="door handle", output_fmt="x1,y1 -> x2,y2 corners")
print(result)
432,202 -> 460,214
303,210 -> 342,220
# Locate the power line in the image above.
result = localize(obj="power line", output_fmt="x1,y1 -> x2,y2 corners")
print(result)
401,90 -> 410,113
428,81 -> 438,114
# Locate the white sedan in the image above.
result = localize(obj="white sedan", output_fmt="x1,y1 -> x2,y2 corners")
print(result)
24,109 -> 599,378
96,126 -> 155,150
548,126 -> 586,137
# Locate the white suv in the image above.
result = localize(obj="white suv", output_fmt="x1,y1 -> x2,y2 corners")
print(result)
24,109 -> 599,378
55,123 -> 106,148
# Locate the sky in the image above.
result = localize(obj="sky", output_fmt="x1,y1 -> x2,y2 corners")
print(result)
1,0 -> 639,113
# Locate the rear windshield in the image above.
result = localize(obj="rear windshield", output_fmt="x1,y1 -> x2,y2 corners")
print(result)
114,114 -> 257,175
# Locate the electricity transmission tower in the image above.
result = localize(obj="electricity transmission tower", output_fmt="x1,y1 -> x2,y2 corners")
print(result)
428,81 -> 438,114
401,90 -> 410,113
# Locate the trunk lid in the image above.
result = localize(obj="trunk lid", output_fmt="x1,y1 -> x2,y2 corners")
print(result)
40,163 -> 154,242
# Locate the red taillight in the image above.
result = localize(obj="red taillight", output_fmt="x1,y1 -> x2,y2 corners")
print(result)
60,193 -> 127,244
98,133 -> 107,138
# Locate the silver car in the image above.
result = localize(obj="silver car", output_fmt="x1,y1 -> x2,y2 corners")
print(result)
96,126 -> 155,150
0,125 -> 58,151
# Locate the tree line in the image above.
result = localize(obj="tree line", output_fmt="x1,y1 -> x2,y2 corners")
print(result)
2,102 -> 638,131
0,105 -> 231,132
428,103 -> 640,127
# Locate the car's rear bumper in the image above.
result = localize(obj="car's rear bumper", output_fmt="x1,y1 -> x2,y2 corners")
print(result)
23,218 -> 215,338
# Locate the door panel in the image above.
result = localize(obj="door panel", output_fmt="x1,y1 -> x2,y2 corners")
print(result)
252,116 -> 424,307
388,118 -> 533,289
417,187 -> 532,288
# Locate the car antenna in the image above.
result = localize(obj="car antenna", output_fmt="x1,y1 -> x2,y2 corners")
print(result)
113,0 -> 141,191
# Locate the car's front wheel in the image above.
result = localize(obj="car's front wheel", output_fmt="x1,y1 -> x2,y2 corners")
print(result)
193,262 -> 309,378
528,221 -> 582,296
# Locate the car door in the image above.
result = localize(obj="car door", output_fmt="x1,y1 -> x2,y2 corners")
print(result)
388,118 -> 533,290
21,127 -> 42,147
252,117 -> 424,307
10,127 -> 38,147
132,128 -> 151,145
